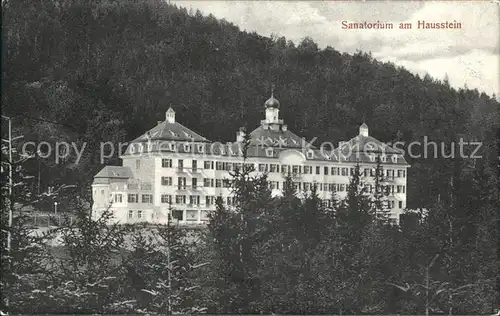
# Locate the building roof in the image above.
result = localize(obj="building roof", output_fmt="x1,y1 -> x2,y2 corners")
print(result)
131,121 -> 209,143
93,166 -> 133,184
339,134 -> 403,155
248,126 -> 310,149
265,94 -> 280,108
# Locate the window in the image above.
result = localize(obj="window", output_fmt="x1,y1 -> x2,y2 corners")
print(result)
369,155 -> 375,162
184,144 -> 191,152
114,194 -> 123,203
270,164 -> 277,173
266,148 -> 274,157
223,179 -> 231,188
161,194 -> 172,204
175,195 -> 186,204
206,196 -> 215,206
142,194 -> 153,203
381,155 -> 387,162
216,162 -> 223,170
332,167 -> 338,175
204,161 -> 212,169
350,168 -> 354,176
403,170 -> 406,178
178,159 -> 184,169
137,210 -> 143,219
398,201 -> 403,208
316,166 -> 320,175
304,182 -> 310,191
162,158 -> 172,168
341,168 -> 348,176
339,184 -> 345,192
216,179 -> 222,188
189,195 -> 200,205
172,210 -> 183,221
192,160 -> 198,171
307,150 -> 314,159
136,160 -> 140,170
324,166 -> 329,175
204,178 -> 214,187
192,178 -> 198,189
161,176 -> 172,186
392,155 -> 398,163
259,164 -> 266,172
128,194 -> 138,203
128,210 -> 133,219
281,165 -> 287,173
177,177 -> 186,189
397,170 -> 403,177
364,168 -> 369,177
292,165 -> 300,174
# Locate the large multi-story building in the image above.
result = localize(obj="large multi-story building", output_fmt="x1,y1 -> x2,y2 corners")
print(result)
92,93 -> 409,225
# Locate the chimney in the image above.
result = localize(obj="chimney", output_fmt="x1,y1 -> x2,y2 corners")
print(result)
166,107 -> 175,123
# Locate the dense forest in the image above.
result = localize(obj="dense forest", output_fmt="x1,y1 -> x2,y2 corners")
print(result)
1,0 -> 499,314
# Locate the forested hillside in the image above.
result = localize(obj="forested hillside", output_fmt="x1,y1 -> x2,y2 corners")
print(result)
2,0 -> 499,207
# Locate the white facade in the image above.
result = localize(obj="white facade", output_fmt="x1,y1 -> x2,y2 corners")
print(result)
92,95 -> 409,225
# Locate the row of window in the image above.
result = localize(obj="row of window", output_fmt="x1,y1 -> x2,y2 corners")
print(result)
268,182 -> 406,193
158,158 -> 406,178
162,177 -> 232,189
160,195 -> 236,206
128,210 -> 144,219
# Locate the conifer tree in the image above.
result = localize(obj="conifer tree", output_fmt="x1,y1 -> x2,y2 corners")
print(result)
124,211 -> 207,314
372,155 -> 391,223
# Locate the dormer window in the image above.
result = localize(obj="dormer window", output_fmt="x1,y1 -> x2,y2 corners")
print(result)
184,143 -> 191,152
369,154 -> 375,162
220,146 -> 225,155
138,143 -> 144,153
198,144 -> 204,153
381,155 -> 387,163
307,150 -> 314,159
169,143 -> 176,151
391,155 -> 398,163
266,148 -> 274,157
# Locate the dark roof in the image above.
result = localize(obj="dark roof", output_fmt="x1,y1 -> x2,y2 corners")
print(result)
131,121 -> 209,143
265,95 -> 280,108
248,126 -> 310,149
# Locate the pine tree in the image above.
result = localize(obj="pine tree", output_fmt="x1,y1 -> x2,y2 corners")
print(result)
124,211 -> 208,314
372,155 -> 391,223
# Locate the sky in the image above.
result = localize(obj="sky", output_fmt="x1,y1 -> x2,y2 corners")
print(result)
172,0 -> 499,98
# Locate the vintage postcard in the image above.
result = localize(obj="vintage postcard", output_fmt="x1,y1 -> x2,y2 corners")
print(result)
1,0 -> 498,314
